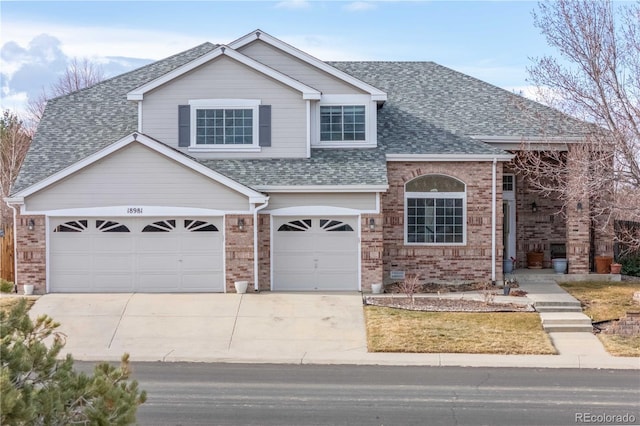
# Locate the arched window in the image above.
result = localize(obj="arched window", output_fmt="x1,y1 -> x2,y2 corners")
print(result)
405,174 -> 466,244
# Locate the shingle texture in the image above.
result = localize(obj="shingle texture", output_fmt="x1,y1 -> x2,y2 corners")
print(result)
12,45 -> 588,195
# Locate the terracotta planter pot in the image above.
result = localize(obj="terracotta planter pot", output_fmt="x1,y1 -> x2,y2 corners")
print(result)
595,256 -> 613,274
610,263 -> 622,274
527,252 -> 544,269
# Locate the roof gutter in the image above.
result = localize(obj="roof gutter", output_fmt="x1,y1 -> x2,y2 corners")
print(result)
386,153 -> 514,162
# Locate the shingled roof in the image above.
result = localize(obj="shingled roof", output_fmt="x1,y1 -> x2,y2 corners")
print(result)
12,44 -> 587,195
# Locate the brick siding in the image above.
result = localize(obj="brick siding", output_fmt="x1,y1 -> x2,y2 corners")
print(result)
225,214 -> 254,292
382,162 -> 502,285
15,214 -> 46,293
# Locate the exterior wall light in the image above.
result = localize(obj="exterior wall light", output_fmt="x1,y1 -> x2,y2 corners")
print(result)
28,219 -> 35,231
368,218 -> 375,231
238,218 -> 245,231
531,202 -> 537,213
577,201 -> 583,212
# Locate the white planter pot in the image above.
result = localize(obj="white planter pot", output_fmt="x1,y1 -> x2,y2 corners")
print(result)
552,258 -> 567,274
234,281 -> 248,294
371,283 -> 383,294
23,284 -> 34,295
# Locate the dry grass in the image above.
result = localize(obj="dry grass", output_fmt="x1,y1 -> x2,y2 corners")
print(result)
598,335 -> 640,357
558,281 -> 640,321
559,281 -> 640,357
364,306 -> 556,355
0,296 -> 36,315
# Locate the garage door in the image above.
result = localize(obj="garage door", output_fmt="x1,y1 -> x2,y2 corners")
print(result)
273,216 -> 359,291
50,217 -> 224,292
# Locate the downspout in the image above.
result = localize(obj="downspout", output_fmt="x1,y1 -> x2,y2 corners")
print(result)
491,158 -> 497,284
7,203 -> 19,291
253,198 -> 269,292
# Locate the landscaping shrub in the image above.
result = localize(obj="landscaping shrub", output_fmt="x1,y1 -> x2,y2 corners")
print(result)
620,254 -> 640,277
0,279 -> 13,293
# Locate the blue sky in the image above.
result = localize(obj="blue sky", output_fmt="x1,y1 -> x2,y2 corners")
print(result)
1,1 -> 552,115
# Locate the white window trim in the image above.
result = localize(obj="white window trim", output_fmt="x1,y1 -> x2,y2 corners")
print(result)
311,94 -> 377,148
188,99 -> 261,152
404,189 -> 467,246
503,174 -> 515,201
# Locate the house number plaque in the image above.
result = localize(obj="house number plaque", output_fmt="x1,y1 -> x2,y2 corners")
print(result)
126,207 -> 144,214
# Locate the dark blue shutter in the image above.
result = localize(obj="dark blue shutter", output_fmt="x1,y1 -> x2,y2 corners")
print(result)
259,105 -> 271,147
178,105 -> 190,147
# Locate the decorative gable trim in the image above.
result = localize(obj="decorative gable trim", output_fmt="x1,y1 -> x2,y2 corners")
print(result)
127,46 -> 322,101
11,133 -> 268,204
229,30 -> 387,102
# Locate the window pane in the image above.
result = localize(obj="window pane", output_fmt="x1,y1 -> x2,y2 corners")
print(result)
406,195 -> 464,244
406,175 -> 465,192
320,105 -> 366,142
195,108 -> 253,145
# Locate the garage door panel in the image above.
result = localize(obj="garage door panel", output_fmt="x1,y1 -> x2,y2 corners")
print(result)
93,237 -> 132,252
51,237 -> 92,251
181,254 -> 223,270
50,216 -> 224,293
95,254 -> 135,271
93,274 -> 134,291
182,273 -> 223,291
273,216 -> 359,291
51,253 -> 92,270
137,273 -> 181,291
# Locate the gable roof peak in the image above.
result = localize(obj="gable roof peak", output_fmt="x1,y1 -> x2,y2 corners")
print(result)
229,29 -> 387,101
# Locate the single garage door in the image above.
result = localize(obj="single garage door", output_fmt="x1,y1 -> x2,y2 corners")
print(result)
50,217 -> 224,292
273,216 -> 359,291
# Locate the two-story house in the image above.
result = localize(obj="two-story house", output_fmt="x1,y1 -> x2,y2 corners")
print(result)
5,30 -> 610,294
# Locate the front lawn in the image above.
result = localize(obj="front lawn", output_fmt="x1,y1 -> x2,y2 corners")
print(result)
364,306 -> 556,355
559,280 -> 640,357
0,296 -> 36,315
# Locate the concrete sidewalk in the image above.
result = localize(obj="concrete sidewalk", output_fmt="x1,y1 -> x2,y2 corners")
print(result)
24,286 -> 639,370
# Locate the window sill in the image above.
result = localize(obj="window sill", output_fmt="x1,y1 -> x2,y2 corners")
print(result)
404,242 -> 467,247
188,146 -> 262,153
312,142 -> 376,149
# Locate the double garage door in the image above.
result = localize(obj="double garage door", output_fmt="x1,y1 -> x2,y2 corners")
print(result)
49,217 -> 224,293
272,216 -> 359,291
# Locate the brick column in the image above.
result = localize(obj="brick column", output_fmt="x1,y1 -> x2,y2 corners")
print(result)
361,213 -> 383,292
566,150 -> 591,273
225,214 -> 254,292
257,214 -> 271,291
15,214 -> 46,293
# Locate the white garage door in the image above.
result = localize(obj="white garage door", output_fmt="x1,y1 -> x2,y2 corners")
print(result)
273,216 -> 359,291
50,217 -> 224,292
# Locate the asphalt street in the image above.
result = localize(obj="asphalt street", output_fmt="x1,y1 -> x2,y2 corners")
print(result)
76,362 -> 640,426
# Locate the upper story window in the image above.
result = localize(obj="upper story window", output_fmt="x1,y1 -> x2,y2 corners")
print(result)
313,94 -> 376,148
186,99 -> 263,152
405,174 -> 466,245
320,105 -> 365,142
196,108 -> 253,145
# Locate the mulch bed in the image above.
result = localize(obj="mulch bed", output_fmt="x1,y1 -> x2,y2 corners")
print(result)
364,296 -> 535,312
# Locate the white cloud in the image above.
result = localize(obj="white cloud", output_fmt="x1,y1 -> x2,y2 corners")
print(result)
1,19 -> 209,63
275,0 -> 311,9
343,2 -> 377,12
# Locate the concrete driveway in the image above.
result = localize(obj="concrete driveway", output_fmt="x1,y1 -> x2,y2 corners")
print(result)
29,293 -> 367,363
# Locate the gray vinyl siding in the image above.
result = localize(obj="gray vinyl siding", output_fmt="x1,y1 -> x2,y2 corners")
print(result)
265,192 -> 377,211
142,56 -> 307,159
238,40 -> 367,95
25,143 -> 250,211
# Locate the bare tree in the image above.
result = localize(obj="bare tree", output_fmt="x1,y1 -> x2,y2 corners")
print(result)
0,110 -> 32,223
26,57 -> 105,127
515,0 -> 640,253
